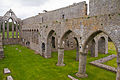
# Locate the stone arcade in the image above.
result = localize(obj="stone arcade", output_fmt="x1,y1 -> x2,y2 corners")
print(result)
0,0 -> 120,80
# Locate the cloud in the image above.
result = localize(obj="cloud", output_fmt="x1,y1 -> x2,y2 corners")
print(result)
18,0 -> 49,7
0,0 -> 89,19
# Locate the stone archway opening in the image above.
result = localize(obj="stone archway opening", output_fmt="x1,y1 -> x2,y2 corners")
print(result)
26,41 -> 30,47
46,30 -> 57,58
57,30 -> 79,66
76,30 -> 118,79
88,33 -> 109,57
90,39 -> 96,57
42,43 -> 45,56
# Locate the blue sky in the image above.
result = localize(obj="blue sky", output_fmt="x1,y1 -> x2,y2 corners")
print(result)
0,0 -> 89,19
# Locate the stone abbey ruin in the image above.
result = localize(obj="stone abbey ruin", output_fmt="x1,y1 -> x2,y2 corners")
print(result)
0,0 -> 120,79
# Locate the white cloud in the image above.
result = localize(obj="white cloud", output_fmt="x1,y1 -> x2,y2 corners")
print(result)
0,0 -> 89,19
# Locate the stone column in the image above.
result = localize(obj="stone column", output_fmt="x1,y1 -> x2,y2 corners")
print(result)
7,21 -> 9,39
116,48 -> 120,80
98,37 -> 106,54
16,23 -> 18,38
19,23 -> 22,39
76,52 -> 88,78
2,22 -> 5,39
105,37 -> 108,54
76,46 -> 79,61
46,38 -> 52,58
91,40 -> 98,57
95,41 -> 98,57
12,21 -> 14,38
56,48 -> 65,66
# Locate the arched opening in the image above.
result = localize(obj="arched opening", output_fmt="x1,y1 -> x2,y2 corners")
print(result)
4,21 -> 7,38
46,30 -> 56,58
52,36 -> 55,48
42,43 -> 45,56
77,30 -> 117,79
57,30 -> 79,66
90,39 -> 96,57
8,18 -> 14,38
26,41 -> 30,47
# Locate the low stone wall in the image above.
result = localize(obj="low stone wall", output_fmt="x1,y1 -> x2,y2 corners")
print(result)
3,38 -> 21,45
90,54 -> 117,73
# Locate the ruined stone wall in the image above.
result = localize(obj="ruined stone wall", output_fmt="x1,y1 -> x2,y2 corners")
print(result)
3,39 -> 21,45
21,1 -> 87,53
22,1 -> 87,29
89,0 -> 120,16
21,30 -> 40,53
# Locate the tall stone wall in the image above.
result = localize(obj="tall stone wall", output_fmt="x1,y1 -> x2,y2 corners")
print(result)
22,1 -> 87,29
89,0 -> 120,16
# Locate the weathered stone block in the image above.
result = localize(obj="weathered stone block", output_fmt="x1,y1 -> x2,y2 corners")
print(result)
7,76 -> 13,80
4,68 -> 11,74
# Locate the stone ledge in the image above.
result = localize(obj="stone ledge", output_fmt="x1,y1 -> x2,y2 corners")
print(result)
90,54 -> 117,73
68,75 -> 78,80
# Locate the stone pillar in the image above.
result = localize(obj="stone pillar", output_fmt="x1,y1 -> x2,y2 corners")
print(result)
12,21 -> 14,38
19,23 -> 22,39
98,37 -> 105,54
56,48 -> 65,66
45,39 -> 52,58
105,38 -> 108,54
76,46 -> 79,61
116,48 -> 120,80
90,40 -> 98,57
47,38 -> 52,58
16,23 -> 18,38
7,21 -> 9,39
76,52 -> 88,78
2,22 -> 5,39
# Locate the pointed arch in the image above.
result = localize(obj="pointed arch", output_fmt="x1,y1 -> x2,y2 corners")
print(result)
46,29 -> 57,58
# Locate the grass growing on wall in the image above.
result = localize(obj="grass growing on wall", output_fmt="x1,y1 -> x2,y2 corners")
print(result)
0,42 -> 117,80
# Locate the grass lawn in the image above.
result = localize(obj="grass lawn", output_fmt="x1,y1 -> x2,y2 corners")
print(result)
0,43 -> 117,80
104,58 -> 117,68
103,42 -> 117,68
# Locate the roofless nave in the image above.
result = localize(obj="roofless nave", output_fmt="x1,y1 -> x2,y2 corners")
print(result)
0,0 -> 120,80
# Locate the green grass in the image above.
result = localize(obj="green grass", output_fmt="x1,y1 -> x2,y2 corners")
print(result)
0,44 -> 117,80
103,42 -> 117,68
104,58 -> 117,68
